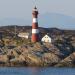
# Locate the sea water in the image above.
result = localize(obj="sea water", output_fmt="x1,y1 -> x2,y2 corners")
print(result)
0,67 -> 75,75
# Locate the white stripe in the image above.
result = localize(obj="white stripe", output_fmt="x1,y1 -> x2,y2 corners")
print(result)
32,29 -> 39,33
33,18 -> 38,23
33,9 -> 38,12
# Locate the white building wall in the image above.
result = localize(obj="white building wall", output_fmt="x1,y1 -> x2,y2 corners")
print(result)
41,35 -> 51,43
18,33 -> 30,39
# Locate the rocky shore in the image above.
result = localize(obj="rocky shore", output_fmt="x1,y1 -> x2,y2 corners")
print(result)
0,41 -> 75,67
0,26 -> 75,67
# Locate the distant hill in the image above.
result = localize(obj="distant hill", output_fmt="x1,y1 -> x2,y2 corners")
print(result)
0,18 -> 31,26
0,26 -> 75,36
39,13 -> 75,29
0,13 -> 75,29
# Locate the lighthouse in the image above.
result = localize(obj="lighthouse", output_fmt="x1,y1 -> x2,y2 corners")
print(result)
31,6 -> 39,42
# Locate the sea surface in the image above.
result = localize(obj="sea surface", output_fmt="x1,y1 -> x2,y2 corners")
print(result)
0,67 -> 75,75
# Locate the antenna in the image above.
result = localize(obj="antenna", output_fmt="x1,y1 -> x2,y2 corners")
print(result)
34,0 -> 36,6
34,0 -> 37,7
15,25 -> 16,38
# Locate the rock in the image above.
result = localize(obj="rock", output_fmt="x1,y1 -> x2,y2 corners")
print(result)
55,52 -> 75,67
7,50 -> 19,57
0,40 -> 4,48
24,53 -> 42,66
42,53 -> 60,66
0,55 -> 8,63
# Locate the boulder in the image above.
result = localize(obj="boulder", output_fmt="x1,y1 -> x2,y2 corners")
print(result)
55,52 -> 75,67
42,53 -> 60,66
0,55 -> 8,63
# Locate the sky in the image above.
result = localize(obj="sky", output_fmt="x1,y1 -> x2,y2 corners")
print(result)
0,0 -> 75,29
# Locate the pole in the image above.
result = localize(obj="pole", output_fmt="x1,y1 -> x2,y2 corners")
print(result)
15,25 -> 16,38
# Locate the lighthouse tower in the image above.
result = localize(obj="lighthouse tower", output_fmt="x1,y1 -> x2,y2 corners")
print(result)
31,6 -> 39,42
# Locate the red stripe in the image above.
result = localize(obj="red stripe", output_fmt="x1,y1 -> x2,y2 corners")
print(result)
32,11 -> 38,15
32,34 -> 39,42
32,15 -> 38,18
32,23 -> 38,29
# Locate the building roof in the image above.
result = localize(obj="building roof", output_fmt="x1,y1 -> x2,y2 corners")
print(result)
18,32 -> 30,36
43,33 -> 52,38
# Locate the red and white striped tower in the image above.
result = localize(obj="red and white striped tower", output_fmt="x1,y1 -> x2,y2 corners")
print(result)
31,6 -> 39,42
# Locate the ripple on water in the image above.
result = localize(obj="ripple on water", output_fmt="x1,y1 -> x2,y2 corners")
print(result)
0,67 -> 75,75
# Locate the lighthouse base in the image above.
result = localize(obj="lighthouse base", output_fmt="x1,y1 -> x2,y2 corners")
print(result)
31,34 -> 39,42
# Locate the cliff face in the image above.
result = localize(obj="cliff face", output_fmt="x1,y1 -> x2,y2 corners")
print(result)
0,42 -> 61,67
0,26 -> 75,67
55,52 -> 75,67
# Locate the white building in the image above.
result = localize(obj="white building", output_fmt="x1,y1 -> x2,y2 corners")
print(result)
41,34 -> 52,43
18,32 -> 31,39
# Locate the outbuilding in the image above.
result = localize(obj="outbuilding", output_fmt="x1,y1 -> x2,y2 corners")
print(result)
41,34 -> 52,43
18,32 -> 31,39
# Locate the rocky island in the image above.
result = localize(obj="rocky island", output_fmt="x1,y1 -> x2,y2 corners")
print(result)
0,26 -> 75,67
